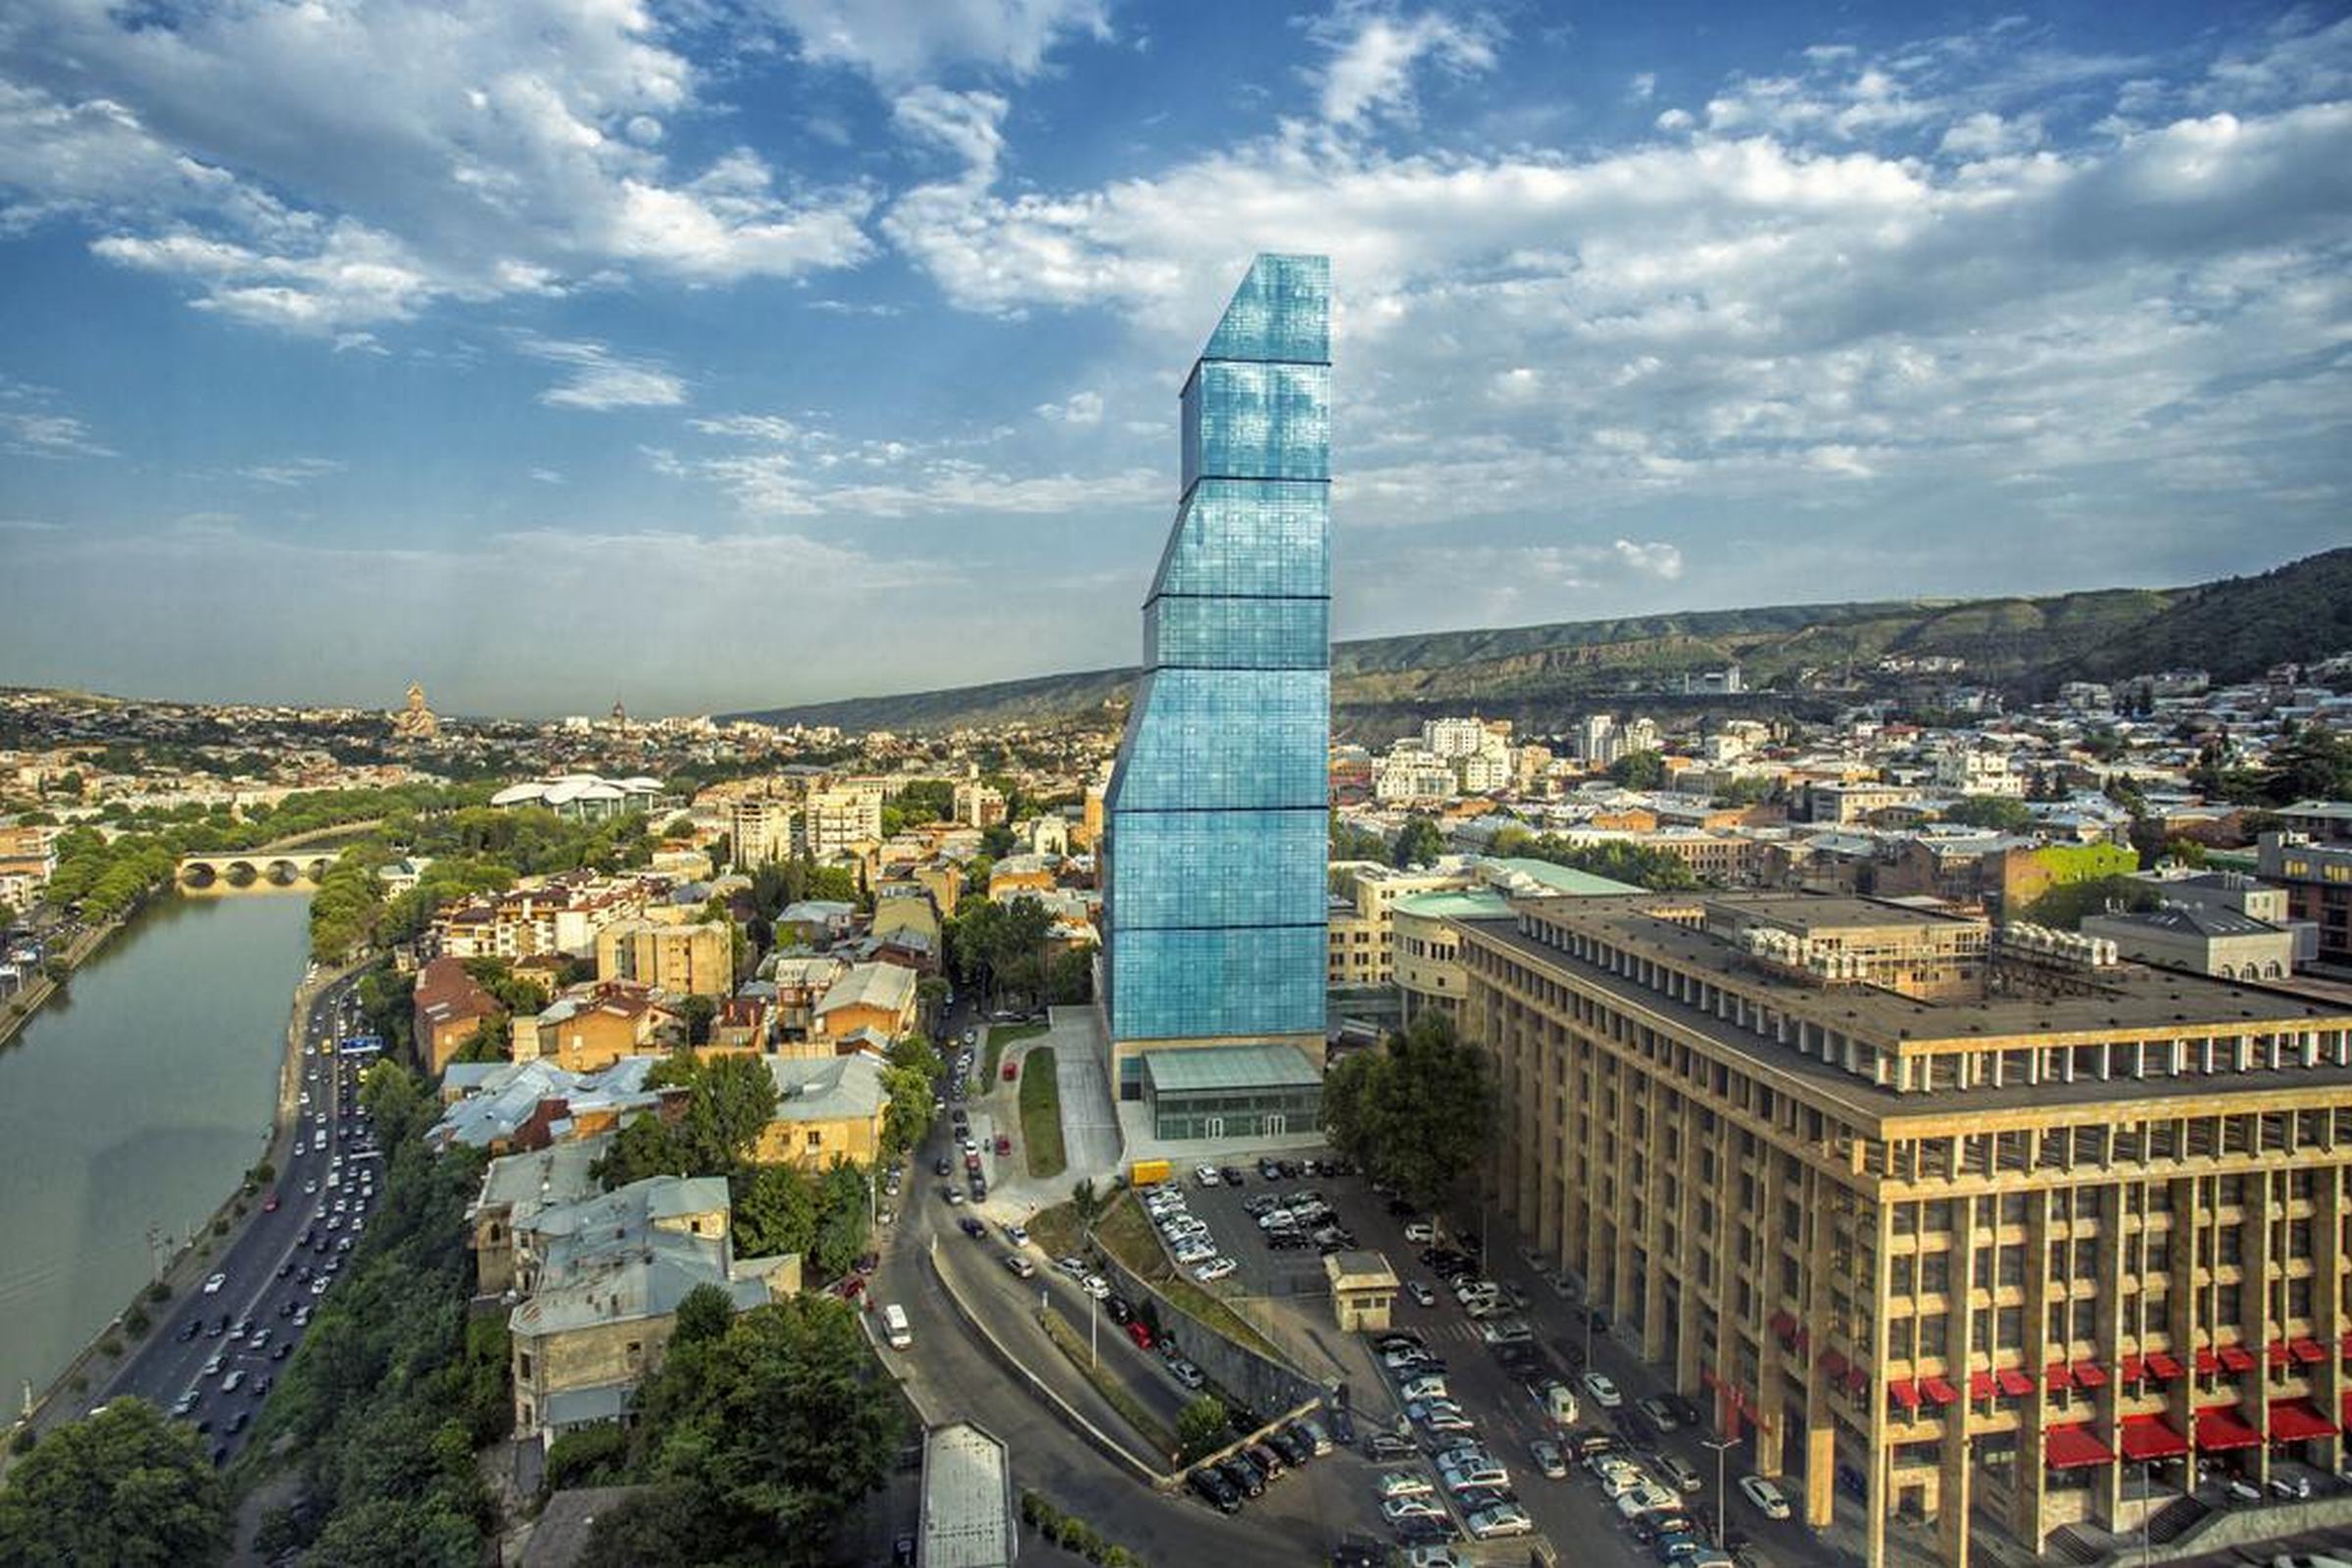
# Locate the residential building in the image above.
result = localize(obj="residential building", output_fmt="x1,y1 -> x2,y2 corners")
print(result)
1934,746 -> 2024,798
595,917 -> 733,997
432,1060 -> 662,1154
1101,254 -> 1331,1125
953,779 -> 1007,828
813,960 -> 919,1046
1459,890 -> 2352,1568
1809,783 -> 1920,826
2082,906 -> 2295,981
514,987 -> 664,1072
1328,861 -> 1468,988
1374,750 -> 1457,803
730,797 -> 796,866
414,955 -> 502,1076
507,1175 -> 798,1446
800,780 -> 884,859
767,956 -> 849,1045
985,854 -> 1057,902
1393,860 -> 1642,1023
755,1053 -> 889,1167
2261,815 -> 2352,965
1422,716 -> 1492,759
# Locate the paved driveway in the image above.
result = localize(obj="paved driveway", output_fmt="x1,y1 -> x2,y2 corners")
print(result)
1047,1011 -> 1123,1180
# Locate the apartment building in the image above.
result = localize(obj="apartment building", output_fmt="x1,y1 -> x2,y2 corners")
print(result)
1459,891 -> 2352,1567
801,779 -> 885,858
730,796 -> 797,865
2259,821 -> 2352,966
595,917 -> 733,997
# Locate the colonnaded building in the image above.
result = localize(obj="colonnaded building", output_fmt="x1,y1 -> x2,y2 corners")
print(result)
1099,254 -> 1333,1144
1458,889 -> 2352,1565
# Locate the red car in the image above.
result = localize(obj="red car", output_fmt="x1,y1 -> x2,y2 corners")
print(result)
1126,1320 -> 1153,1350
995,1134 -> 1011,1156
263,1194 -> 280,1212
1003,1060 -> 1018,1082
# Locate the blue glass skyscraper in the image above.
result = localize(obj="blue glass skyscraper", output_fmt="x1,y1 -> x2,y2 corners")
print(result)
1102,255 -> 1331,1128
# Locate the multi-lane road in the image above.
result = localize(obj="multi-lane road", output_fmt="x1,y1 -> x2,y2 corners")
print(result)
86,972 -> 381,1464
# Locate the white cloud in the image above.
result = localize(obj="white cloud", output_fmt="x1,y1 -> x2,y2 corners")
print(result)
1309,3 -> 1501,128
0,0 -> 874,334
1036,389 -> 1103,424
1937,111 -> 2042,157
529,467 -> 565,484
1629,73 -> 1658,103
239,457 -> 346,487
519,337 -> 689,412
0,378 -> 113,459
766,0 -> 1111,83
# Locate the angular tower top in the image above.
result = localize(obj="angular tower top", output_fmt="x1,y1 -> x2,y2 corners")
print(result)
1200,253 -> 1330,367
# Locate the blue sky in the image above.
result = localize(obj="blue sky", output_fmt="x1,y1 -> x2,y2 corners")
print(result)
1,0 -> 2346,716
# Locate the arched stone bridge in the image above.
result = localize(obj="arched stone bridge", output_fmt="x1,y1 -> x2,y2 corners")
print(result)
176,852 -> 335,889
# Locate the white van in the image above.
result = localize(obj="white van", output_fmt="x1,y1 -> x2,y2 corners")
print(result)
882,1303 -> 911,1350
1543,1383 -> 1579,1426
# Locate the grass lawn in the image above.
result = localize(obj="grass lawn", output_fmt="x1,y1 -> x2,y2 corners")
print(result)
984,1020 -> 1049,1084
1040,1305 -> 1177,1460
1018,1049 -> 1067,1178
1090,1193 -> 1285,1363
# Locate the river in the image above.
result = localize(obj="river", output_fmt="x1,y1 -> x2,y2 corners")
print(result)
0,891 -> 312,1405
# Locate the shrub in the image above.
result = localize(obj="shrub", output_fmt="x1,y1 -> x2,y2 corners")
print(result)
9,1428 -> 34,1455
144,1282 -> 171,1305
97,1334 -> 123,1359
212,1218 -> 229,1237
122,1304 -> 151,1338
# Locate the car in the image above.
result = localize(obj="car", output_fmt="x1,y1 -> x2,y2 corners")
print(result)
1329,1405 -> 1356,1446
223,1410 -> 250,1436
1465,1503 -> 1533,1540
311,1277 -> 328,1295
1654,1454 -> 1704,1493
1530,1439 -> 1567,1479
1639,1396 -> 1681,1433
1582,1371 -> 1624,1409
968,1176 -> 988,1200
2271,1556 -> 2352,1568
2268,1473 -> 2314,1501
1403,1549 -> 1470,1568
263,1194 -> 280,1212
2223,1476 -> 2264,1505
1738,1475 -> 1791,1520
957,1215 -> 987,1238
1365,1432 -> 1416,1461
1195,1164 -> 1222,1187
1383,1496 -> 1445,1524
1403,1221 -> 1436,1244
201,1272 -> 226,1295
170,1391 -> 200,1417
995,1133 -> 1011,1156
1400,1374 -> 1449,1401
175,1320 -> 200,1343
249,1328 -> 271,1350
1189,1467 -> 1241,1514
1378,1470 -> 1436,1500
1406,1280 -> 1436,1306
1125,1319 -> 1154,1350
1216,1457 -> 1263,1498
1081,1275 -> 1111,1300
270,1343 -> 291,1360
1247,1441 -> 1287,1479
1480,1317 -> 1533,1346
1170,1359 -> 1206,1390
943,1187 -> 964,1205
934,1155 -> 952,1176
1055,1255 -> 1088,1279
1267,1426 -> 1311,1465
1195,1256 -> 1238,1283
1101,1294 -> 1134,1324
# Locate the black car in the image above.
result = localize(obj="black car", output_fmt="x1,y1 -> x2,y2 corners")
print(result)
1103,1296 -> 1134,1325
1272,1426 -> 1315,1465
275,1261 -> 293,1280
1219,1166 -> 1247,1186
934,1156 -> 952,1176
1374,1330 -> 1425,1350
1256,1157 -> 1283,1181
224,1411 -> 249,1435
1394,1513 -> 1457,1544
1365,1432 -> 1415,1461
1276,1159 -> 1302,1178
1189,1468 -> 1240,1514
1664,1394 -> 1702,1429
1217,1457 -> 1263,1497
1328,1406 -> 1356,1446
271,1344 -> 291,1360
1246,1442 -> 1285,1479
957,1216 -> 987,1239
967,1176 -> 987,1200
176,1321 -> 200,1343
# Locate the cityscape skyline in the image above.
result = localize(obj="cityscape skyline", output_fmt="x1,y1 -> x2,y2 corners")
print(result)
2,1 -> 2347,714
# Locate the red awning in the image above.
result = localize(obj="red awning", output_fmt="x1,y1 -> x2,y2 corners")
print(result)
2268,1399 -> 2337,1443
2266,1340 -> 2290,1369
2289,1337 -> 2326,1366
2118,1354 -> 2145,1384
2194,1348 -> 2222,1378
2146,1351 -> 2183,1381
1922,1375 -> 1959,1405
1969,1371 -> 1997,1402
2218,1344 -> 2256,1374
1842,1367 -> 1871,1397
1997,1367 -> 2034,1397
2045,1361 -> 2073,1393
2074,1360 -> 2109,1389
1889,1379 -> 1921,1411
1820,1348 -> 1849,1379
2044,1423 -> 2115,1469
2339,1330 -> 2352,1360
1769,1310 -> 1796,1340
2119,1414 -> 2188,1461
2195,1405 -> 2261,1451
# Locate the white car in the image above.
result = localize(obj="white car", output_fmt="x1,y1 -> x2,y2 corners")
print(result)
1740,1474 -> 1792,1520
1382,1496 -> 1444,1524
1613,1483 -> 1679,1518
201,1272 -> 226,1295
1195,1256 -> 1237,1283
1174,1241 -> 1216,1265
1581,1371 -> 1623,1409
1404,1549 -> 1469,1568
1465,1503 -> 1533,1540
1399,1375 -> 1449,1401
1081,1275 -> 1111,1299
1195,1165 -> 1222,1187
1377,1471 -> 1436,1500
1403,1221 -> 1435,1243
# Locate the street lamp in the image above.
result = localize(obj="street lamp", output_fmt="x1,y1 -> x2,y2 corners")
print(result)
1703,1437 -> 1738,1546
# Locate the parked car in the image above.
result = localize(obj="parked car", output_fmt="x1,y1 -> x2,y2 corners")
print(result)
1639,1396 -> 1681,1433
1170,1359 -> 1206,1390
1378,1471 -> 1436,1500
1739,1475 -> 1792,1520
1189,1467 -> 1241,1514
1530,1439 -> 1568,1479
1582,1371 -> 1624,1409
1126,1320 -> 1154,1350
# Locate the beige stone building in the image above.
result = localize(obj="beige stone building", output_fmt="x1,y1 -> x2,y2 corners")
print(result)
596,917 -> 733,997
1459,891 -> 2352,1567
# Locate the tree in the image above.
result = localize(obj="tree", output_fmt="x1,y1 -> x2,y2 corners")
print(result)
1607,750 -> 1667,790
1047,946 -> 1094,1004
1323,1011 -> 1495,1210
2262,721 -> 2352,805
1940,796 -> 2034,832
672,1282 -> 737,1348
41,956 -> 71,985
601,1050 -> 779,1187
732,1164 -> 818,1258
303,1497 -> 481,1568
0,1398 -> 230,1566
1176,1396 -> 1230,1462
598,1296 -> 906,1567
1391,813 -> 1444,868
1329,811 -> 1386,861
679,994 -> 718,1048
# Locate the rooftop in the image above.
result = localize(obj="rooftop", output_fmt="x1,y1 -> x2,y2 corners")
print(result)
1142,1043 -> 1322,1094
920,1422 -> 1013,1568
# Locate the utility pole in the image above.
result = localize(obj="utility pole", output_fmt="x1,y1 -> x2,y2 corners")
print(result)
1704,1438 -> 1737,1545
1090,1287 -> 1099,1369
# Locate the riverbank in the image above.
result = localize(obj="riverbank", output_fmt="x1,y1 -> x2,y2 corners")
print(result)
8,950 -> 373,1461
0,906 -> 132,1052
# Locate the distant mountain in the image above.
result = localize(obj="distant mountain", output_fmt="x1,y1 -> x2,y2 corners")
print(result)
724,547 -> 2352,738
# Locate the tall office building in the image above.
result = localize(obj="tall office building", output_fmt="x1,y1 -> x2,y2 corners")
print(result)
1459,890 -> 2352,1567
1101,254 -> 1332,1141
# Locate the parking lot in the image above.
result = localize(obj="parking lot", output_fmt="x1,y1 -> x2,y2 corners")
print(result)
1156,1156 -> 1376,1300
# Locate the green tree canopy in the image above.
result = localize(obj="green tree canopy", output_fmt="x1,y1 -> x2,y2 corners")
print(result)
1391,813 -> 1445,868
600,1050 -> 780,1187
1607,750 -> 1668,790
1323,1011 -> 1495,1210
1176,1396 -> 1230,1462
0,1399 -> 230,1567
1940,795 -> 2035,832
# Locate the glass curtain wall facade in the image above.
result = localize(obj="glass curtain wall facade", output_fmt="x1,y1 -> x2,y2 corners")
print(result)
1102,255 -> 1332,1084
